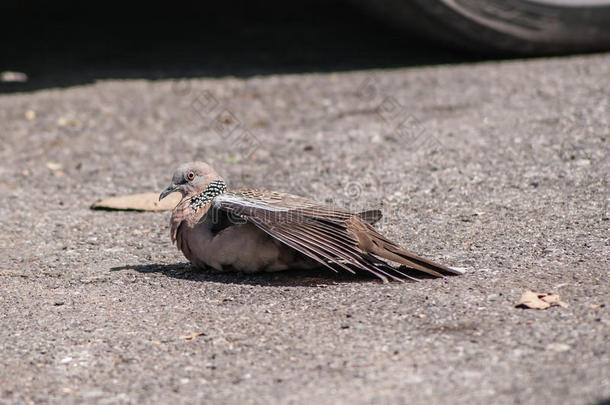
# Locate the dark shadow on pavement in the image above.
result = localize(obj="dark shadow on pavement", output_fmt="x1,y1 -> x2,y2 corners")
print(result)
110,262 -> 381,287
0,0 -> 491,93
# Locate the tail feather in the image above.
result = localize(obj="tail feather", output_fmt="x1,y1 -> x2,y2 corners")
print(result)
367,244 -> 447,278
347,217 -> 459,278
357,209 -> 382,225
384,244 -> 461,277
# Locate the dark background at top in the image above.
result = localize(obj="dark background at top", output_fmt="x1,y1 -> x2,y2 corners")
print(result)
0,0 -> 488,93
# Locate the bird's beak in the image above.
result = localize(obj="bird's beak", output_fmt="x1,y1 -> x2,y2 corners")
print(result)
159,183 -> 178,201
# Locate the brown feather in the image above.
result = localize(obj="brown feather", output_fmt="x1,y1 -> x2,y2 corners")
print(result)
213,192 -> 449,282
357,209 -> 382,224
345,217 -> 460,277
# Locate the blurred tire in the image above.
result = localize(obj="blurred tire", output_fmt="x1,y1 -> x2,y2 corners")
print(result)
351,0 -> 610,54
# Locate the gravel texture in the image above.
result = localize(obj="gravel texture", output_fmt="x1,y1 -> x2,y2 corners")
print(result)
1,52 -> 609,404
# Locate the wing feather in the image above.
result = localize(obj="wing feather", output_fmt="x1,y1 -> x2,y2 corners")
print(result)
212,190 -> 449,282
247,217 -> 351,274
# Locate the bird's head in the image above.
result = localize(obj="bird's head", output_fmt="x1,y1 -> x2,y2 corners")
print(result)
159,162 -> 225,201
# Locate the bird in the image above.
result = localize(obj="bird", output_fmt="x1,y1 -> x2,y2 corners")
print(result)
159,161 -> 461,282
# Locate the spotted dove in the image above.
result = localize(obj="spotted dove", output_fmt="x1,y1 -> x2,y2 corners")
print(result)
159,162 -> 461,282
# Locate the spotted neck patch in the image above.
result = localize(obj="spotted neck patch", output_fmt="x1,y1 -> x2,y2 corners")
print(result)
190,180 -> 227,211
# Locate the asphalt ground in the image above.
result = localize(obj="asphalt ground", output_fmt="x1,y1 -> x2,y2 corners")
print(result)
0,4 -> 609,404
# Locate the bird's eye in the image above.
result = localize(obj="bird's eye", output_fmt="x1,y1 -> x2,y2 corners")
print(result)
186,171 -> 195,181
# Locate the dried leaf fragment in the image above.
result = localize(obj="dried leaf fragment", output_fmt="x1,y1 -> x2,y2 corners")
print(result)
91,192 -> 181,211
516,290 -> 567,309
25,110 -> 36,120
181,331 -> 206,340
57,117 -> 79,127
46,162 -> 62,171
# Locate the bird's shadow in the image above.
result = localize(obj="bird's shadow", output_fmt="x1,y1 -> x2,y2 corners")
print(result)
110,262 -> 381,287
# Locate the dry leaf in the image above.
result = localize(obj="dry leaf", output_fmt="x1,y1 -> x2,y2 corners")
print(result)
91,192 -> 181,211
25,110 -> 36,120
57,117 -> 79,127
46,162 -> 62,171
516,290 -> 567,309
540,293 -> 566,307
181,331 -> 206,340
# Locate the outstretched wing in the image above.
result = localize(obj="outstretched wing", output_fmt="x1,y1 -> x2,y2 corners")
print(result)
211,189 -> 457,282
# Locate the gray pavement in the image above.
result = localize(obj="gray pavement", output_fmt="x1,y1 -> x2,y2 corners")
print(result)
0,53 -> 609,404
